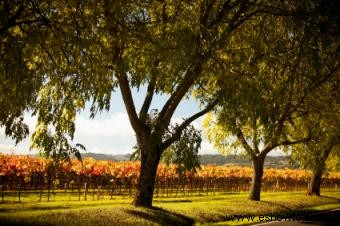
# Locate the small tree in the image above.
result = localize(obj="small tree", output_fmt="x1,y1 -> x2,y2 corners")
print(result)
203,4 -> 339,201
291,82 -> 340,196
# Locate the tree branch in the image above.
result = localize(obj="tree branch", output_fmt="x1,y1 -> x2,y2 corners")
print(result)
199,0 -> 218,25
217,2 -> 258,43
156,63 -> 202,134
0,4 -> 25,35
261,141 -> 274,155
161,98 -> 219,150
262,136 -> 310,156
302,63 -> 340,102
271,43 -> 303,144
139,76 -> 156,123
236,127 -> 254,156
289,63 -> 340,117
252,116 -> 259,153
278,137 -> 310,147
265,90 -> 294,153
117,72 -> 144,134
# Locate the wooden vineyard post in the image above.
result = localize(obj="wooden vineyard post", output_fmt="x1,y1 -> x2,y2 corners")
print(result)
92,184 -> 95,201
84,182 -> 87,201
39,177 -> 43,202
47,176 -> 51,202
110,179 -> 114,200
66,183 -> 71,201
174,178 -> 179,198
181,177 -> 185,197
52,179 -> 55,201
0,185 -> 3,203
166,177 -> 169,197
65,182 -> 71,201
183,177 -> 187,197
97,186 -> 101,200
206,178 -> 209,195
211,178 -> 215,195
198,178 -> 201,196
190,178 -> 193,197
155,177 -> 159,198
158,177 -> 162,198
128,180 -> 132,196
118,179 -> 122,195
191,178 -> 194,195
78,180 -> 81,201
18,182 -> 21,203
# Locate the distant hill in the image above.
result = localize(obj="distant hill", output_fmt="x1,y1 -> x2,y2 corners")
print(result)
80,152 -> 131,161
198,154 -> 299,169
80,153 -> 299,169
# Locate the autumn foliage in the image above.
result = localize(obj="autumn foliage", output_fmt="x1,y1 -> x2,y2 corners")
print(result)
1,153 -> 340,182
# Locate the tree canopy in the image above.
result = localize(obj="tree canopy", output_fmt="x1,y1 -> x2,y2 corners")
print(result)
290,75 -> 340,195
7,0 -> 263,207
202,2 -> 340,200
1,0 -> 339,206
1,0 -> 47,143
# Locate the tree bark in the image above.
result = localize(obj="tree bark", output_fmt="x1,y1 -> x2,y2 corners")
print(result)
133,145 -> 161,207
249,155 -> 265,201
307,148 -> 332,196
308,169 -> 323,196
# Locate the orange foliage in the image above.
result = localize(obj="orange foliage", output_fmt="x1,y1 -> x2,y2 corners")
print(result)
1,153 -> 339,182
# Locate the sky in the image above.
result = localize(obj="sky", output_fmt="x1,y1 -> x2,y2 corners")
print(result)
0,86 -> 287,156
0,86 -> 219,155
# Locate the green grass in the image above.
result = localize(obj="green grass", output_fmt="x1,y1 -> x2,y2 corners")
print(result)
0,191 -> 340,226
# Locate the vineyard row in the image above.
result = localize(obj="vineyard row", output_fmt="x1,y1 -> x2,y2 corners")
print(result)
0,154 -> 340,202
0,173 -> 339,203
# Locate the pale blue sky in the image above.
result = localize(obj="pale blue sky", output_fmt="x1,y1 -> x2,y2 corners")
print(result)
0,86 -> 286,156
0,86 -> 219,155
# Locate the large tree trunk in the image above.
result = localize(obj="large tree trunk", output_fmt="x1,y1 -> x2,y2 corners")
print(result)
307,148 -> 332,196
133,145 -> 161,207
308,169 -> 323,196
249,155 -> 265,201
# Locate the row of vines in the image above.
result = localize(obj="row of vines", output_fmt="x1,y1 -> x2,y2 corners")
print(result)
1,154 -> 339,202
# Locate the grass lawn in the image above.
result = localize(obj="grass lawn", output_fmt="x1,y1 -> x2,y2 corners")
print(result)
0,190 -> 339,226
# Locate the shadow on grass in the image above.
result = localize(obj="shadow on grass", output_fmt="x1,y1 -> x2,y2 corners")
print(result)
260,201 -> 292,211
320,195 -> 340,202
125,206 -> 195,226
0,205 -> 72,213
154,199 -> 192,203
0,218 -> 51,226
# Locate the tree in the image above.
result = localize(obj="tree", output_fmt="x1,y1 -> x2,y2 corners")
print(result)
203,3 -> 339,201
295,124 -> 339,196
288,0 -> 340,196
291,79 -> 340,196
28,0 -> 262,207
1,0 -> 94,161
131,110 -> 202,176
5,0 -> 335,207
0,0 -> 47,142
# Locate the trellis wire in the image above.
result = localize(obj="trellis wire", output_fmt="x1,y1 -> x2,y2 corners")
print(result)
0,173 -> 339,203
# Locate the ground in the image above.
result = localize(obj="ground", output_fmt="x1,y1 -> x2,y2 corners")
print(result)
0,191 -> 339,226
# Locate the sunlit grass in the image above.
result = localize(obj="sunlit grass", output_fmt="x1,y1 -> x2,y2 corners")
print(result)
0,190 -> 339,225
